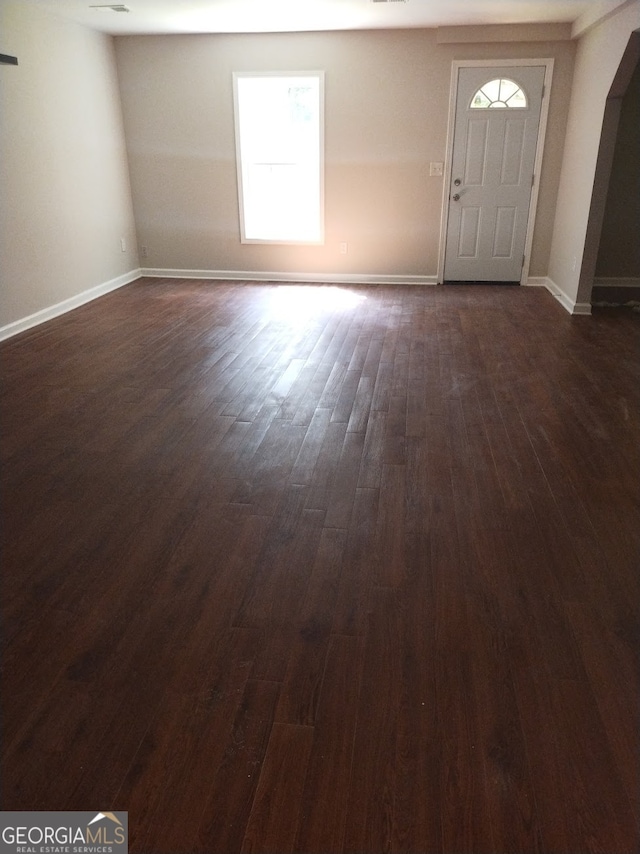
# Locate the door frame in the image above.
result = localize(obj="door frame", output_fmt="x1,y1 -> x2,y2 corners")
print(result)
437,58 -> 555,285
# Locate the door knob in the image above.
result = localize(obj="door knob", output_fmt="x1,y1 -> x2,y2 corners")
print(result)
454,178 -> 462,186
452,193 -> 460,202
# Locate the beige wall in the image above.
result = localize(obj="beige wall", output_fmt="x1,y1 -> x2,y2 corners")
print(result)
0,2 -> 138,330
547,0 -> 640,307
114,27 -> 575,279
595,55 -> 640,279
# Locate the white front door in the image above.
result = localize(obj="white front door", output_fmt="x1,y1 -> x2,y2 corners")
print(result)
443,65 -> 546,283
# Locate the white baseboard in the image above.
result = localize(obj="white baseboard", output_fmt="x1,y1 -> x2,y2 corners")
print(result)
0,269 -> 142,341
2,269 -> 598,341
525,275 -> 591,315
140,268 -> 438,286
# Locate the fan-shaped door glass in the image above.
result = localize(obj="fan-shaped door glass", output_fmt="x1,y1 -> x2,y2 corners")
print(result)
470,78 -> 527,109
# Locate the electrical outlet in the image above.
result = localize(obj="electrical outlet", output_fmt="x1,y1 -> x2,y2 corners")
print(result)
120,237 -> 126,252
141,245 -> 148,259
429,162 -> 444,177
339,242 -> 348,254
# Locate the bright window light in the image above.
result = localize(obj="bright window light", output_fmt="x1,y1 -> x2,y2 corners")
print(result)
233,72 -> 324,244
471,78 -> 527,109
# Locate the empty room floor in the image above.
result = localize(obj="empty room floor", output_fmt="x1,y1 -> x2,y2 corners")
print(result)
2,279 -> 639,853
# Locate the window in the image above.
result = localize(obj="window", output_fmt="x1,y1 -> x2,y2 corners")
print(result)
233,72 -> 324,244
470,78 -> 527,109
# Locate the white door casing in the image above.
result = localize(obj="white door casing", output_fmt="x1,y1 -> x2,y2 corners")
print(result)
441,62 -> 552,283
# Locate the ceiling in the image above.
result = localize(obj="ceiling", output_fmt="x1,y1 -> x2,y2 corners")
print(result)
18,0 -> 622,36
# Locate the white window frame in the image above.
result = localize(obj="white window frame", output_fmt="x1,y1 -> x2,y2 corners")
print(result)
232,70 -> 325,245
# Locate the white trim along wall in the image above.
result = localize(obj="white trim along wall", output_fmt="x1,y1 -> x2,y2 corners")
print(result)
0,270 -> 142,342
0,268 -> 591,344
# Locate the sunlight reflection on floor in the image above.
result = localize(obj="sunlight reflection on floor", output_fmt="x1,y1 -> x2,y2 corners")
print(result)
268,285 -> 367,320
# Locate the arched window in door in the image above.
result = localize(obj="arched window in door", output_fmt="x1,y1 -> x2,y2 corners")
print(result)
470,78 -> 527,109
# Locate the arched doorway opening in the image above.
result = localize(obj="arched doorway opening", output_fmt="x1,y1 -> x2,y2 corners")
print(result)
580,31 -> 640,308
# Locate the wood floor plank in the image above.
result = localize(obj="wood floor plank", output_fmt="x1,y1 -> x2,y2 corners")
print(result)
330,367 -> 362,425
289,407 -> 333,486
117,627 -> 262,853
346,374 -> 374,434
374,463 -> 406,587
342,587 -> 401,853
187,679 -> 281,854
391,588 -> 441,853
275,527 -> 346,725
240,723 -> 313,853
294,634 -> 363,853
331,486 -> 379,637
433,493 -> 497,852
356,406 -> 386,489
323,429 -> 365,529
233,487 -> 322,628
302,419 -> 348,512
465,592 -> 542,852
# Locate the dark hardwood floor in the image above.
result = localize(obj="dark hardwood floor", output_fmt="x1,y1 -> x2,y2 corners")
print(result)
2,279 -> 639,853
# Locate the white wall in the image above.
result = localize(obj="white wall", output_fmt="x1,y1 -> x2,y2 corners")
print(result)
114,27 -> 575,281
0,2 -> 138,332
547,0 -> 640,310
